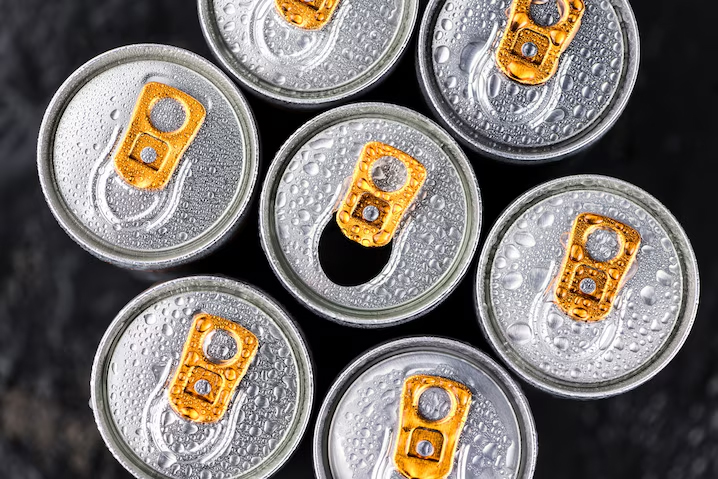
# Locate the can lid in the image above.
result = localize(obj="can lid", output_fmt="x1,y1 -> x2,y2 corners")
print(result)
90,276 -> 313,479
197,0 -> 418,106
417,0 -> 640,161
259,102 -> 482,327
476,175 -> 700,398
313,336 -> 538,479
37,44 -> 259,269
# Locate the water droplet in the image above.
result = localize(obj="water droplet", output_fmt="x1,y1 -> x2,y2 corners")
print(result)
162,324 -> 174,336
110,109 -> 120,120
303,162 -> 319,175
434,46 -> 450,64
223,3 -> 236,14
144,314 -> 156,325
501,272 -> 523,290
430,195 -> 446,210
656,270 -> 672,286
598,322 -> 617,350
537,211 -> 554,228
553,336 -> 569,351
545,108 -> 566,123
487,74 -> 502,98
514,231 -> 536,247
507,322 -> 532,344
527,265 -> 551,291
640,286 -> 657,305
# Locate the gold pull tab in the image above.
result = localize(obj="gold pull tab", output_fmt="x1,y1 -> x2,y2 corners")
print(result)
167,313 -> 258,423
496,0 -> 585,85
113,82 -> 206,190
554,213 -> 641,322
394,375 -> 472,479
336,142 -> 427,248
275,0 -> 341,29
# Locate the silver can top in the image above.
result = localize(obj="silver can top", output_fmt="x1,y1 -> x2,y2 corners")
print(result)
198,0 -> 418,106
313,337 -> 538,479
90,276 -> 313,479
259,103 -> 482,327
38,44 -> 259,269
476,176 -> 699,398
417,0 -> 639,161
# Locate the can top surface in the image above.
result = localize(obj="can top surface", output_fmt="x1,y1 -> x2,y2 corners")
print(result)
313,336 -> 538,479
476,176 -> 699,398
90,276 -> 313,479
198,0 -> 418,106
259,102 -> 482,327
417,0 -> 640,161
38,44 -> 259,269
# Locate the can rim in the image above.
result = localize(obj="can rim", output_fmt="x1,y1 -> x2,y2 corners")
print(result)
475,175 -> 700,398
196,0 -> 419,107
259,102 -> 482,327
89,275 -> 314,479
416,0 -> 641,162
312,336 -> 538,479
37,43 -> 260,270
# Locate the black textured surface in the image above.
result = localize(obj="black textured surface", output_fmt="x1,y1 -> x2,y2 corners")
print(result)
0,0 -> 715,478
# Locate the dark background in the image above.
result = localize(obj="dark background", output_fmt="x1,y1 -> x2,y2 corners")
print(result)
0,0 -> 715,477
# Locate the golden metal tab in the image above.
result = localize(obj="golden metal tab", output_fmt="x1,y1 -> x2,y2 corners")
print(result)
496,0 -> 585,85
336,142 -> 427,248
554,213 -> 641,322
167,313 -> 258,423
394,375 -> 472,479
114,82 -> 205,190
275,0 -> 341,30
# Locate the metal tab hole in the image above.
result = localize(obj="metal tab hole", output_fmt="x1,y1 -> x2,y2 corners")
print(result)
318,220 -> 392,286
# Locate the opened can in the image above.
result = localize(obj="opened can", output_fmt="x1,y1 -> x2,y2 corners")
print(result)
417,0 -> 640,161
476,175 -> 699,398
259,102 -> 482,327
37,44 -> 259,269
197,0 -> 418,106
313,336 -> 538,478
90,275 -> 314,479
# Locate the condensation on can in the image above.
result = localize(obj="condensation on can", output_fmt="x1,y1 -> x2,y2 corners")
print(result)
259,102 -> 482,327
37,44 -> 259,270
475,175 -> 700,398
197,0 -> 418,106
90,275 -> 314,479
313,336 -> 538,479
417,0 -> 640,162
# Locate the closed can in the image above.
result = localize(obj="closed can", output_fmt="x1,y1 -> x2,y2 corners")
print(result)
476,176 -> 699,398
417,0 -> 639,161
38,44 -> 259,269
259,103 -> 482,327
90,276 -> 313,479
197,0 -> 418,106
313,337 -> 538,478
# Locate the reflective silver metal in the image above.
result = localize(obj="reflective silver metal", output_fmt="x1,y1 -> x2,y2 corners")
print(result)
313,336 -> 538,478
259,102 -> 482,327
90,275 -> 313,479
197,0 -> 418,106
417,0 -> 640,161
37,44 -> 259,269
476,175 -> 700,398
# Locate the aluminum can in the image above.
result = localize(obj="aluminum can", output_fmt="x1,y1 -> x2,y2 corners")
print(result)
197,0 -> 418,106
259,102 -> 482,327
417,0 -> 640,162
476,175 -> 699,398
38,44 -> 259,270
90,275 -> 314,479
313,336 -> 538,478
